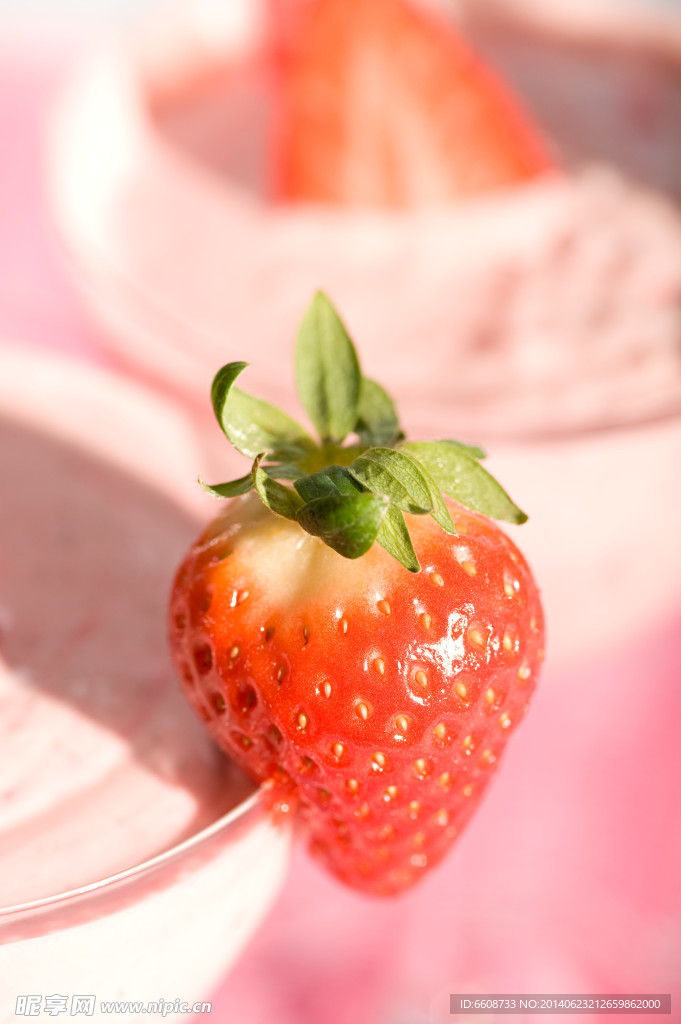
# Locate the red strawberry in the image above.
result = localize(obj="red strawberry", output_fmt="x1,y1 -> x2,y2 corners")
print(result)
169,293 -> 544,895
270,0 -> 554,206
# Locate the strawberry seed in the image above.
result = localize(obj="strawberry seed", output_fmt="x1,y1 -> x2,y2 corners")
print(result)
355,701 -> 371,721
193,643 -> 213,675
414,669 -> 428,689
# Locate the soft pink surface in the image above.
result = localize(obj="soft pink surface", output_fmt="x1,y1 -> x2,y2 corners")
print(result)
0,35 -> 108,364
1,22 -> 679,1024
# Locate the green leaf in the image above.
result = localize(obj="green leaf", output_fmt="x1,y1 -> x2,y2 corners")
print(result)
427,482 -> 457,535
437,439 -> 487,461
296,492 -> 388,559
324,465 -> 366,496
294,469 -> 340,503
261,462 -> 305,481
295,292 -> 361,444
253,456 -> 304,521
211,362 -> 314,460
198,475 -> 254,499
348,447 -> 433,515
376,506 -> 420,572
355,378 -> 403,446
400,453 -> 457,535
294,465 -> 363,503
401,441 -> 527,524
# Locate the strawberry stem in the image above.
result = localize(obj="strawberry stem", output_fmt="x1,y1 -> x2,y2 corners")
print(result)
203,292 -> 528,570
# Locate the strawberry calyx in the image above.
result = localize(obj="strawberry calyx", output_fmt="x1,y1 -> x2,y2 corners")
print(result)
203,292 -> 527,571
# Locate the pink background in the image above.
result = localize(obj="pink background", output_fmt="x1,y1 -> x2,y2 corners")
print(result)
1,25 -> 679,1024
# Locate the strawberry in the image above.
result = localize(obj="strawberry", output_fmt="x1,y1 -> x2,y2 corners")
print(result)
169,293 -> 544,895
270,0 -> 554,206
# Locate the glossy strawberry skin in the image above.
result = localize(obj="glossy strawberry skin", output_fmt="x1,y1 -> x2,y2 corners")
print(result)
169,494 -> 544,896
270,0 -> 555,206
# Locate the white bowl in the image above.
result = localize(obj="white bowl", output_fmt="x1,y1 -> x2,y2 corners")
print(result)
0,346 -> 292,1018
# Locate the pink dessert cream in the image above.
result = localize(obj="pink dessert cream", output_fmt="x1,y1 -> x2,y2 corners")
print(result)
46,0 -> 681,663
0,348 -> 291,1018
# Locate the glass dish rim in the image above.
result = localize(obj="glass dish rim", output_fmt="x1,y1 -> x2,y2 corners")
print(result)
0,783 -> 263,922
